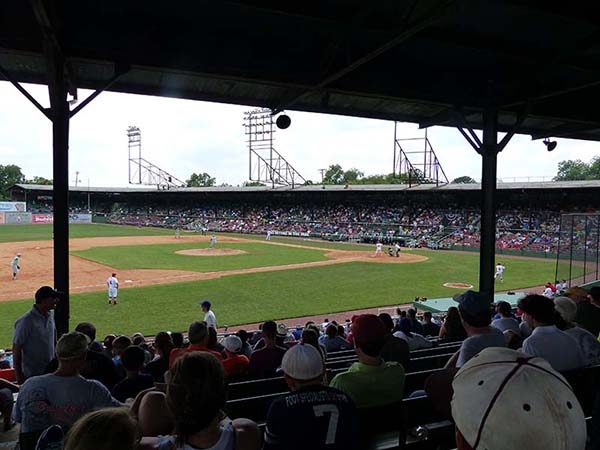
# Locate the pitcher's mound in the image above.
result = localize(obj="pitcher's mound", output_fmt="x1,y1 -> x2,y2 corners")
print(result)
175,248 -> 247,257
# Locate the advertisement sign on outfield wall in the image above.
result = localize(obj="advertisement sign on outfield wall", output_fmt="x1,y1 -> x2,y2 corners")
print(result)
32,214 -> 54,224
5,212 -> 32,224
0,213 -> 5,224
68,213 -> 92,224
0,202 -> 26,212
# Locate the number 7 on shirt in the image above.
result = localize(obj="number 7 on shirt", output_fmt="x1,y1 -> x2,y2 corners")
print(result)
313,404 -> 339,445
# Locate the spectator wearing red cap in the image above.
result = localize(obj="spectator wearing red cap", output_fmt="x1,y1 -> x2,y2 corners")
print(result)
329,314 -> 405,408
264,344 -> 361,450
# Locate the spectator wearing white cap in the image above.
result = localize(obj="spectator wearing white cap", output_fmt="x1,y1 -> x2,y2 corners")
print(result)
452,347 -> 587,450
518,294 -> 585,372
264,344 -> 360,450
222,335 -> 250,380
13,332 -> 121,433
554,296 -> 600,366
445,291 -> 506,369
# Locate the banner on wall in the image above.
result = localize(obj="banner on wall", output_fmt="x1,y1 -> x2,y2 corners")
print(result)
5,212 -> 32,224
68,213 -> 92,224
0,202 -> 26,212
32,214 -> 54,224
0,213 -> 5,224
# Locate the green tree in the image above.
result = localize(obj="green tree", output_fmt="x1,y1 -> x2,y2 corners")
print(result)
323,164 -> 345,184
27,176 -> 53,185
553,158 -> 600,181
186,172 -> 216,187
0,164 -> 25,199
242,181 -> 267,187
451,175 -> 477,184
343,168 -> 364,183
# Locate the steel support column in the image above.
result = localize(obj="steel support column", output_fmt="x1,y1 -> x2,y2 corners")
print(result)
479,108 -> 499,298
46,45 -> 70,337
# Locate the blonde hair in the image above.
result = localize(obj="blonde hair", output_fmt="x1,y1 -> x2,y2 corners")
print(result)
64,408 -> 138,450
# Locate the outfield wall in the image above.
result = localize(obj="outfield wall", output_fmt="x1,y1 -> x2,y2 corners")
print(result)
0,213 -> 92,225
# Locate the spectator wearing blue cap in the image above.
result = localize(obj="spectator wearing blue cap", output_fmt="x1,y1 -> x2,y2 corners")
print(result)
445,290 -> 506,369
200,300 -> 217,329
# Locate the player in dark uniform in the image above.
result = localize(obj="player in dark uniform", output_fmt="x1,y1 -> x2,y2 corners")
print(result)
264,344 -> 361,450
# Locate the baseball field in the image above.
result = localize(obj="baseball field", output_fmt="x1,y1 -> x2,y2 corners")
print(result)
0,224 -> 583,347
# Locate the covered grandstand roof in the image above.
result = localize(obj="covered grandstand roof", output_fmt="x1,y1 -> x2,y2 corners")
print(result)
1,1 -> 600,140
11,180 -> 600,195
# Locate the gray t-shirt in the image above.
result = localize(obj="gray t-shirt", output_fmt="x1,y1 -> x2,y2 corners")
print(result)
13,374 -> 121,432
491,317 -> 520,334
457,327 -> 506,367
13,307 -> 55,378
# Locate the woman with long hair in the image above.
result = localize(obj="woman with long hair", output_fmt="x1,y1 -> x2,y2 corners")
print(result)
439,306 -> 467,340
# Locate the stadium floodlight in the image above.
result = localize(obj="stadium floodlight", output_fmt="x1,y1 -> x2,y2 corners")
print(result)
543,138 -> 557,151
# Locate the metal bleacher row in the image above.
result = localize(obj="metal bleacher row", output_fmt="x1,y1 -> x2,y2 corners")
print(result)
223,339 -> 600,450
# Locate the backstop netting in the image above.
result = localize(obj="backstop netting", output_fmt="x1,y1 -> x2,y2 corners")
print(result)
556,214 -> 600,286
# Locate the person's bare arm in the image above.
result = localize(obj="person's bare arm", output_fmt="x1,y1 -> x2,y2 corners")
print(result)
0,378 -> 19,392
444,349 -> 460,369
12,344 -> 24,384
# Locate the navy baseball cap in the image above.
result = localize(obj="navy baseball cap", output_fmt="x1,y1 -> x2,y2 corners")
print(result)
35,286 -> 61,303
453,290 -> 492,317
199,300 -> 211,308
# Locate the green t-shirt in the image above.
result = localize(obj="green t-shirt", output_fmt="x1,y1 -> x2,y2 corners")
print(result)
329,360 -> 405,408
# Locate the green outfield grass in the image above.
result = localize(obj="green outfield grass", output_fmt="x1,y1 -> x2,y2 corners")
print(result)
0,245 -> 582,347
72,242 -> 331,272
0,223 -> 172,242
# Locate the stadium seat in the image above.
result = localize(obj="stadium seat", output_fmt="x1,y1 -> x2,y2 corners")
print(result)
0,368 -> 15,382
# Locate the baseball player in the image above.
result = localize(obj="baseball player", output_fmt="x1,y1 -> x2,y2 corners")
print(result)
394,242 -> 401,257
494,262 -> 505,282
209,234 -> 217,248
375,241 -> 383,257
11,253 -> 21,280
266,230 -> 272,241
175,227 -> 181,239
107,272 -> 119,305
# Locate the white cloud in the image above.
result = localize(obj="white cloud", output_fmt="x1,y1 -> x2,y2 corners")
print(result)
1,81 -> 598,186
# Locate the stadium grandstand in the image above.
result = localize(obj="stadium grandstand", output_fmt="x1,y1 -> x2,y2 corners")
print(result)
10,180 -> 600,254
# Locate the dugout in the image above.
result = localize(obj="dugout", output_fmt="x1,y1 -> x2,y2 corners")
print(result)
2,2 -> 600,333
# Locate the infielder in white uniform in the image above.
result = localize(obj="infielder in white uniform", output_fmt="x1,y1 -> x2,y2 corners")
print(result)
266,230 -> 272,241
209,235 -> 217,248
11,253 -> 21,280
107,272 -> 119,305
175,227 -> 181,239
494,262 -> 505,282
375,242 -> 383,257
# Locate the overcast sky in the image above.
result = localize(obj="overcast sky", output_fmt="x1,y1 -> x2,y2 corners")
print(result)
1,81 -> 598,187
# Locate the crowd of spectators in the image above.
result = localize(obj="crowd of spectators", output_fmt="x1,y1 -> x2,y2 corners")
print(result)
1,284 -> 599,449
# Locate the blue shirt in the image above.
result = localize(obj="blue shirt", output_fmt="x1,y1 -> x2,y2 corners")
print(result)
13,306 -> 55,378
14,374 -> 121,432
